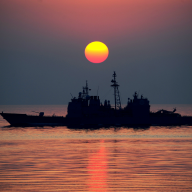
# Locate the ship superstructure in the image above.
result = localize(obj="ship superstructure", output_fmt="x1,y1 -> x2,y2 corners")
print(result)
67,71 -> 151,119
67,79 -> 112,118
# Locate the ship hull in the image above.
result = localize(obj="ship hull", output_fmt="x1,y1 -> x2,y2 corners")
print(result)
1,113 -> 67,126
1,113 -> 192,127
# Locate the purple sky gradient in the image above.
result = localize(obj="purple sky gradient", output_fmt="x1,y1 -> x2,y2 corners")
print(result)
0,0 -> 192,104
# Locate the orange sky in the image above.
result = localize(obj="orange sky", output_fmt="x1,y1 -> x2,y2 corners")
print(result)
1,0 -> 192,43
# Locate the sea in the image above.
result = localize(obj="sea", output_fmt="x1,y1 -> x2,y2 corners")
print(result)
0,104 -> 192,192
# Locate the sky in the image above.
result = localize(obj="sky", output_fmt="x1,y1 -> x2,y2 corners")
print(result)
0,0 -> 192,105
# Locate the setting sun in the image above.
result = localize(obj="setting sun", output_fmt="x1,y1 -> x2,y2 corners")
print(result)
85,41 -> 109,63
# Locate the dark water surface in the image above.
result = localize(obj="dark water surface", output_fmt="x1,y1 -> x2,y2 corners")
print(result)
0,105 -> 192,191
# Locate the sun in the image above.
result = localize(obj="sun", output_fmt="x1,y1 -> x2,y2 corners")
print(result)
85,41 -> 109,63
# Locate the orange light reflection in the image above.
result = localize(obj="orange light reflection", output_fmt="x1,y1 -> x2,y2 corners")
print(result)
87,140 -> 108,192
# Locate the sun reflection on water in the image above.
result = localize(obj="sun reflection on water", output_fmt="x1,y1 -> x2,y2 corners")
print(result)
87,140 -> 108,191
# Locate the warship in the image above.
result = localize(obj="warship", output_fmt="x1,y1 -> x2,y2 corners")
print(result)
1,72 -> 192,127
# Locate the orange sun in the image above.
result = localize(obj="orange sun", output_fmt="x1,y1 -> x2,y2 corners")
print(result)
85,41 -> 109,63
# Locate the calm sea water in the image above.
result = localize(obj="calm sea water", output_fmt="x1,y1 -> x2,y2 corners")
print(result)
0,105 -> 192,192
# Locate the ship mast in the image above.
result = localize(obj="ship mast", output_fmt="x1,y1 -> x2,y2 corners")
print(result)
85,80 -> 89,96
111,71 -> 121,110
82,80 -> 90,99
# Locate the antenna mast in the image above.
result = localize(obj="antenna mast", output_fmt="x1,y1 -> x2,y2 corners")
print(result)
111,71 -> 121,110
82,80 -> 89,99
